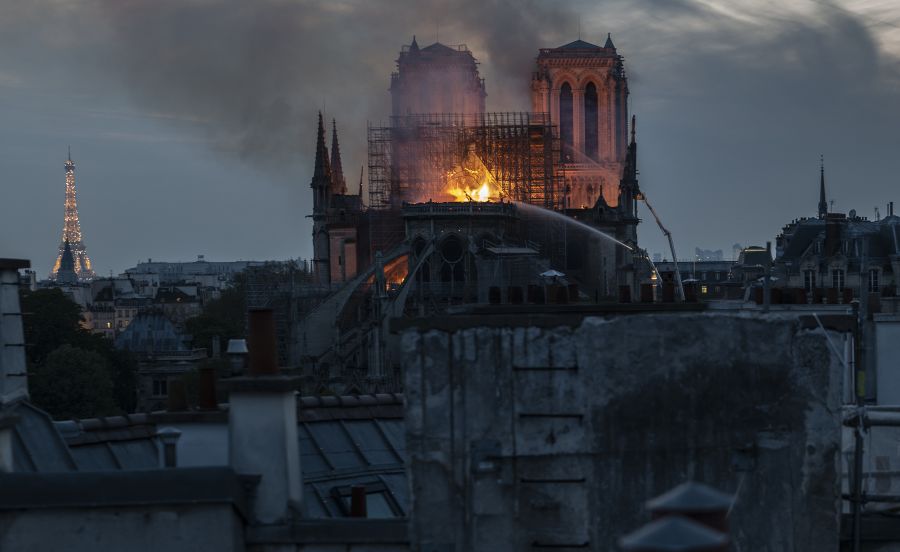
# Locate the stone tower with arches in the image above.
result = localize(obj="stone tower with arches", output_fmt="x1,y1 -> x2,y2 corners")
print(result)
531,35 -> 629,210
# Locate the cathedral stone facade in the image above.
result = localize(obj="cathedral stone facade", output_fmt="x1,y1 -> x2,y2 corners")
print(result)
531,36 -> 629,209
391,36 -> 486,117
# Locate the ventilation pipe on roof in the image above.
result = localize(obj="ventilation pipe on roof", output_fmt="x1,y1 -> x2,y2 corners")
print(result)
226,339 -> 248,376
158,427 -> 181,468
227,308 -> 302,524
197,365 -> 218,411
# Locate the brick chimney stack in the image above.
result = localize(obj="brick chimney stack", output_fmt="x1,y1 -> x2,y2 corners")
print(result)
227,308 -> 302,524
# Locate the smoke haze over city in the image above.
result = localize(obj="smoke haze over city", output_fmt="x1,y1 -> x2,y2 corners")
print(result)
2,0 -> 900,274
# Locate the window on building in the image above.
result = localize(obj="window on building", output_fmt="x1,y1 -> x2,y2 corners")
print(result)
152,379 -> 168,397
869,269 -> 880,293
559,82 -> 574,160
701,285 -> 708,294
832,269 -> 845,290
584,82 -> 599,161
804,270 -> 816,292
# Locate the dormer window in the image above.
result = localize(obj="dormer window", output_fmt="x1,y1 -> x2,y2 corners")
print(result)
869,269 -> 880,293
832,269 -> 845,290
804,270 -> 816,291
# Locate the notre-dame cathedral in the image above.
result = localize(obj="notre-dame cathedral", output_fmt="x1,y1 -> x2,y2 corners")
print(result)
295,34 -> 641,392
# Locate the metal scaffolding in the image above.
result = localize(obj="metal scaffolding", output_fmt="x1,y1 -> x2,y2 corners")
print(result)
366,112 -> 564,256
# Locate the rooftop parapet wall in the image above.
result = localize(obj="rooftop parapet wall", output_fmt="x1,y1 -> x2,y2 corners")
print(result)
401,313 -> 843,551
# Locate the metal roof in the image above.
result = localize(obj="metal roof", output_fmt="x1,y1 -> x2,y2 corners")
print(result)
11,402 -> 77,473
619,516 -> 728,551
298,417 -> 406,517
557,39 -> 603,50
41,394 -> 409,518
114,312 -> 187,352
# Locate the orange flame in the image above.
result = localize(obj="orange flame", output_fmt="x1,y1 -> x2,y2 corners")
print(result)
445,144 -> 502,202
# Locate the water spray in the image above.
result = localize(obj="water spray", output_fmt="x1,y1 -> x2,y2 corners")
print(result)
513,201 -> 634,251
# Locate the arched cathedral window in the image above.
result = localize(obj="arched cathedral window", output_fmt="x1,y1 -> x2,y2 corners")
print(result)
559,82 -> 573,161
584,82 -> 599,161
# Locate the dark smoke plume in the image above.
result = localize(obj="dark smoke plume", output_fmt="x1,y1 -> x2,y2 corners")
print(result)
1,0 -> 580,180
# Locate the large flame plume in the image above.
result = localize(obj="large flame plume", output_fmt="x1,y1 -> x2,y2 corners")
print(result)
445,144 -> 502,202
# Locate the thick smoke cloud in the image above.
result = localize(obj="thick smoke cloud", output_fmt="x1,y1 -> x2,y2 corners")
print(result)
1,0 -> 580,180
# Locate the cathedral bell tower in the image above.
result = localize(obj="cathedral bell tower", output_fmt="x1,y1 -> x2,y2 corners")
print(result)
531,34 -> 629,209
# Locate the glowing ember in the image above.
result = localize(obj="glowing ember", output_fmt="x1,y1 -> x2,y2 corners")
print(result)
445,144 -> 502,202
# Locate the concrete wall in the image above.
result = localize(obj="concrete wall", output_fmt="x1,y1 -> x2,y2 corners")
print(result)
401,313 -> 844,551
0,504 -> 244,552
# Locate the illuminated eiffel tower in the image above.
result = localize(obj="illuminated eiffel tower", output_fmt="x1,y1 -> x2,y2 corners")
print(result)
51,148 -> 95,281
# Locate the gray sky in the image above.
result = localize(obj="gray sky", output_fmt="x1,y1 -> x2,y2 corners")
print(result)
2,0 -> 900,276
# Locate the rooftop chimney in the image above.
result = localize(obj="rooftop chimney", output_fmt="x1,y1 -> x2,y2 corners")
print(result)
646,481 -> 733,533
166,379 -> 188,412
197,365 -> 218,410
247,308 -> 278,375
350,485 -> 368,517
619,481 -> 732,552
226,338 -> 249,376
157,427 -> 182,468
227,308 -> 302,524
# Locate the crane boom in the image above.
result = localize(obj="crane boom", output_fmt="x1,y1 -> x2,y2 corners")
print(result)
641,196 -> 685,302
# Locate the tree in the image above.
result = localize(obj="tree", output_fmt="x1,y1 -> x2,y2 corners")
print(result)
74,332 -> 139,413
20,288 -> 84,367
20,288 -> 138,416
185,274 -> 247,355
29,345 -> 117,420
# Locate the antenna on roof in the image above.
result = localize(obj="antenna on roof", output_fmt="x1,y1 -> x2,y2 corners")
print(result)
436,21 -> 439,43
578,17 -> 581,40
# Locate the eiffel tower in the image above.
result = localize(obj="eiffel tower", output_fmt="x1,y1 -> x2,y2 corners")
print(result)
51,148 -> 95,281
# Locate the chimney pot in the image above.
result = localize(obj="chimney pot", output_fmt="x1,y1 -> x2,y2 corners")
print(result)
350,485 -> 367,517
166,379 -> 188,412
197,366 -> 218,410
158,427 -> 182,468
247,308 -> 278,375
